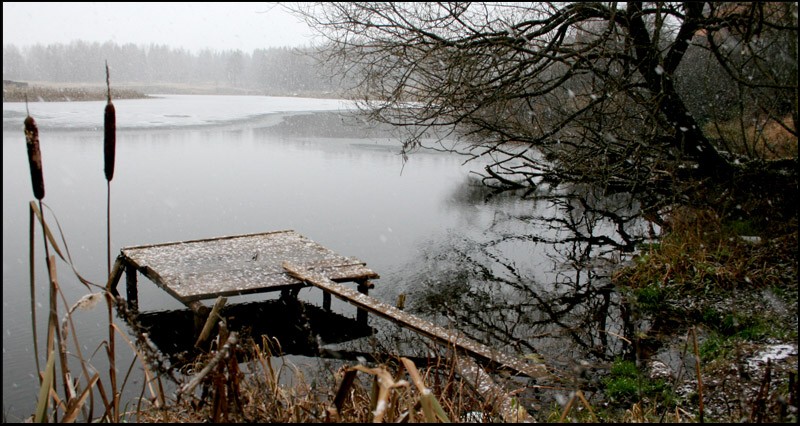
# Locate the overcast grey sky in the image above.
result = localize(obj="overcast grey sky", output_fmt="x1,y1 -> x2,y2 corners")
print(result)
3,2 -> 316,53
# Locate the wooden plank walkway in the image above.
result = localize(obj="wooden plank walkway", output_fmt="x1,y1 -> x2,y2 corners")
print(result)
283,261 -> 550,381
112,230 -> 379,305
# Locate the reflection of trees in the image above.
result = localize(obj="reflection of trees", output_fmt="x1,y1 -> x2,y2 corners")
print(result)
406,181 -> 648,373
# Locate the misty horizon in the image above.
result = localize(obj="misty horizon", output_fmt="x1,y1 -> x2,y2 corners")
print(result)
3,40 -> 350,97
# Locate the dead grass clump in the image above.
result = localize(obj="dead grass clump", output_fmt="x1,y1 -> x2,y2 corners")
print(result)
622,401 -> 693,423
705,114 -> 798,160
614,206 -> 781,292
137,334 -> 507,423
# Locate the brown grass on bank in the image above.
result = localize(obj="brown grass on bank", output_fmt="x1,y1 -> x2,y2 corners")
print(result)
704,114 -> 798,160
614,204 -> 797,292
4,83 -> 149,102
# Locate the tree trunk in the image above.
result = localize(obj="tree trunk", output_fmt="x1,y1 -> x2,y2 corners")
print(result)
628,2 -> 734,181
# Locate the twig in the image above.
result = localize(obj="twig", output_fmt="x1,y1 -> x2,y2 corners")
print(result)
690,326 -> 704,423
559,391 -> 576,422
750,359 -> 772,422
180,332 -> 239,397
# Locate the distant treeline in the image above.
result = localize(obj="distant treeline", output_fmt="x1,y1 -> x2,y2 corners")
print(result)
3,41 -> 349,96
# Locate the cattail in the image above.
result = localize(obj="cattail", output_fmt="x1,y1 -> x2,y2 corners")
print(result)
24,110 -> 45,200
104,61 -> 116,182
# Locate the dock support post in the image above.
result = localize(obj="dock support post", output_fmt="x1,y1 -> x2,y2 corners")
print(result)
281,287 -> 301,300
125,263 -> 138,311
322,291 -> 332,311
356,280 -> 371,325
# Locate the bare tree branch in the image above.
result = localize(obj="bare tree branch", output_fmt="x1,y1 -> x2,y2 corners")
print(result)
286,2 -> 797,192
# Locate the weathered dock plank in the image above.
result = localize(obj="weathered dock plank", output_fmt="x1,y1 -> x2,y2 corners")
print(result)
283,261 -> 550,380
119,230 -> 379,304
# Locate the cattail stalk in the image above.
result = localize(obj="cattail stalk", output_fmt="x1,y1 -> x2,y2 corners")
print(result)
103,61 -> 120,422
104,61 -> 116,274
24,106 -> 45,200
24,100 -> 45,376
24,100 -> 72,409
23,102 -> 50,263
104,61 -> 116,183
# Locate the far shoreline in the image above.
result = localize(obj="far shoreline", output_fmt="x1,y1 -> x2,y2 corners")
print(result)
3,81 -> 149,102
3,80 -> 350,102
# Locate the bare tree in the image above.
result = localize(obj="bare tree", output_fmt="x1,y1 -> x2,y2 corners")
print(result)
287,2 -> 797,193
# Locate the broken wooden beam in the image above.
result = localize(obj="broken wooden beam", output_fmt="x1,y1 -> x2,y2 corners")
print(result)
282,261 -> 550,380
454,357 -> 534,422
195,296 -> 228,348
106,256 -> 124,296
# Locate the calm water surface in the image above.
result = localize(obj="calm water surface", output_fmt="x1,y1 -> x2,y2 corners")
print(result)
3,95 -> 646,419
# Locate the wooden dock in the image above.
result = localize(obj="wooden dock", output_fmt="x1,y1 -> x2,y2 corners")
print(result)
106,230 -> 551,388
107,230 -> 378,319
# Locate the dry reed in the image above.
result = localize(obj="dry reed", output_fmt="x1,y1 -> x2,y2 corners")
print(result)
20,65 -> 158,423
691,326 -> 705,423
24,100 -> 44,379
103,60 -> 120,422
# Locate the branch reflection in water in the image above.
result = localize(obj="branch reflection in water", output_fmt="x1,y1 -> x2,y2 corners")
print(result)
393,179 -> 653,387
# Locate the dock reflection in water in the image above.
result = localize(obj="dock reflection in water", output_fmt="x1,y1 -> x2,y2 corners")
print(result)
130,296 -> 374,367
